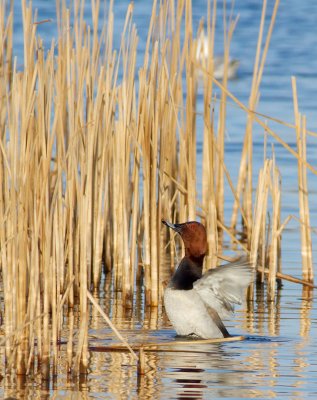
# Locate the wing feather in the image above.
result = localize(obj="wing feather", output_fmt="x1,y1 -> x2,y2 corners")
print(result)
193,256 -> 254,318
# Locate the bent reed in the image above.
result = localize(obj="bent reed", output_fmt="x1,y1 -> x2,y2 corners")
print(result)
0,0 -> 315,377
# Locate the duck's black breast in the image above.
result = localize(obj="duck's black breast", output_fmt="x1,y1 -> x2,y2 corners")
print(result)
169,256 -> 203,290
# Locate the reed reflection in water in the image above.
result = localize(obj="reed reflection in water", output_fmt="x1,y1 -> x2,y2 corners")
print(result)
2,282 -> 316,399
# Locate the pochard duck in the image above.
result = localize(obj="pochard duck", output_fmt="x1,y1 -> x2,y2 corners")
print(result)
162,220 -> 254,339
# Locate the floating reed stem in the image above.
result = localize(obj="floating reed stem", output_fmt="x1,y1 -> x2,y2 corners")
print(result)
91,335 -> 246,354
257,267 -> 317,289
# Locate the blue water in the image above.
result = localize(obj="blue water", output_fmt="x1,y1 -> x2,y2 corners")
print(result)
2,0 -> 317,399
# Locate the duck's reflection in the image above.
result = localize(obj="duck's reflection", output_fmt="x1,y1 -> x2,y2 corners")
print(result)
159,343 -> 253,399
173,367 -> 206,400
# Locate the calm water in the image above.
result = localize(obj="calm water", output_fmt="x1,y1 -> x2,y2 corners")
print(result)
2,0 -> 317,398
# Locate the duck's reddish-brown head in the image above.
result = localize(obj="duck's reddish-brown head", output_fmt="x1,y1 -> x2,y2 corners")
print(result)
162,220 -> 207,259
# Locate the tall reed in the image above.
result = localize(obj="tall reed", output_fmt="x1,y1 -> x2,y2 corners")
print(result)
230,0 -> 280,242
292,77 -> 314,282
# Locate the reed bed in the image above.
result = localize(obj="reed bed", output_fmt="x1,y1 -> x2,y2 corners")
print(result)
0,0 -> 315,379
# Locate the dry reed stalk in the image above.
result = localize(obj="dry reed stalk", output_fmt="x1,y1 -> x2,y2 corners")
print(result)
161,80 -> 181,278
142,0 -> 181,304
142,334 -> 245,345
230,0 -> 280,240
42,180 -> 54,378
87,290 -> 138,360
129,7 -> 150,295
248,159 -> 270,301
117,5 -> 138,305
2,0 -> 132,375
163,62 -> 184,275
129,144 -> 140,297
185,41 -> 196,221
201,97 -> 219,268
256,267 -> 317,289
141,106 -> 151,305
216,9 -> 238,228
76,193 -> 89,375
230,0 -> 268,234
149,42 -> 159,306
12,1 -> 39,375
233,108 -> 317,138
142,42 -> 160,306
299,117 -> 314,280
137,11 -> 152,300
205,196 -> 219,271
30,40 -> 51,375
260,133 -> 269,283
292,77 -> 314,282
157,64 -> 178,299
267,161 -> 281,301
201,4 -> 215,210
93,335 -> 245,353
249,154 -> 281,301
250,160 -> 271,271
199,1 -> 218,269
0,0 -> 13,85
0,0 -> 13,369
216,220 -> 248,253
200,76 -> 219,269
210,76 -> 317,176
170,0 -> 187,228
140,0 -> 177,307
165,1 -> 188,227
91,66 -> 108,290
0,0 -> 120,377
105,4 -> 135,301
97,8 -> 117,280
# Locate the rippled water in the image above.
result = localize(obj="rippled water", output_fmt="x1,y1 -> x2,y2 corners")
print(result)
3,282 -> 317,399
2,0 -> 317,399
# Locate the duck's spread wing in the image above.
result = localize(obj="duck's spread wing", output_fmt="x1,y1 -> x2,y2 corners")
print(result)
193,257 -> 254,318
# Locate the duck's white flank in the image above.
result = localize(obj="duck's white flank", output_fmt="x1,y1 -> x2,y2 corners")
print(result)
164,259 -> 253,339
164,287 -> 224,339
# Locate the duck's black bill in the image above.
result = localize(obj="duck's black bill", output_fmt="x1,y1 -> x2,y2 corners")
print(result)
161,220 -> 183,232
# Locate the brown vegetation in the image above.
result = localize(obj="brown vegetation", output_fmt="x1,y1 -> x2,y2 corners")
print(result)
0,0 -> 314,378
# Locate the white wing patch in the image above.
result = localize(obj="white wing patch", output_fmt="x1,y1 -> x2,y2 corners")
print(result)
193,257 -> 254,319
